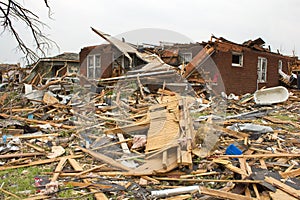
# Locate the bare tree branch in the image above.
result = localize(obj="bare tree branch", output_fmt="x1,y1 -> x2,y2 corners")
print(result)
0,0 -> 58,63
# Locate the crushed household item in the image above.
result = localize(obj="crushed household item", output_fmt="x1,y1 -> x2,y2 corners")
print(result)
254,86 -> 289,105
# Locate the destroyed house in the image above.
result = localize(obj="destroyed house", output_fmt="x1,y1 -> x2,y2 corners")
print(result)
0,63 -> 25,83
23,53 -> 79,85
188,37 -> 295,94
154,37 -> 296,95
79,40 -> 146,82
80,29 -> 296,95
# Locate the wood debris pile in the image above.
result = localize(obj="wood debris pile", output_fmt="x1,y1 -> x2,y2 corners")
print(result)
0,79 -> 299,200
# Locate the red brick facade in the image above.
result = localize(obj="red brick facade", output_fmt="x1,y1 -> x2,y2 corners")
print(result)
210,41 -> 292,94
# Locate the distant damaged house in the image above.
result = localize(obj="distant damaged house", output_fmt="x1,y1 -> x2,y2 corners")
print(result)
0,63 -> 24,83
159,37 -> 296,94
23,53 -> 79,85
79,31 -> 147,83
203,37 -> 294,94
79,28 -> 190,94
79,29 -> 297,95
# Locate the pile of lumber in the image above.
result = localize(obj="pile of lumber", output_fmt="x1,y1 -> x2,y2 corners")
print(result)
0,80 -> 299,199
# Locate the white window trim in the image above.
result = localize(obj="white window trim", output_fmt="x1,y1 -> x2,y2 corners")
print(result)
232,52 -> 243,67
87,54 -> 101,79
278,60 -> 283,71
257,57 -> 267,83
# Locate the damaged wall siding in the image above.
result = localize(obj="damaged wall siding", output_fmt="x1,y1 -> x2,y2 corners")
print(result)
211,42 -> 293,94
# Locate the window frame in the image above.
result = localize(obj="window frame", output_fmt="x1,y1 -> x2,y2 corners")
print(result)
257,57 -> 267,83
231,52 -> 243,67
87,54 -> 101,79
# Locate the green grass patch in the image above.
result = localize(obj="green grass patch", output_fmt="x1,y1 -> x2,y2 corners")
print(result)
0,166 -> 52,199
272,113 -> 297,122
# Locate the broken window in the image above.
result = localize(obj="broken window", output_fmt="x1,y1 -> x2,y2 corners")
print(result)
232,52 -> 243,67
257,57 -> 267,83
180,52 -> 192,63
87,54 -> 101,79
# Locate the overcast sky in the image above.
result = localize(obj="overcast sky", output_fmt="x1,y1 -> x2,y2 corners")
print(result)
1,0 -> 300,64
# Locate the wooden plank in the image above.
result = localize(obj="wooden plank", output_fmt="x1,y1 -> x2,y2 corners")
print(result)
24,142 -> 46,153
146,96 -> 180,152
83,179 -> 109,200
154,177 -> 262,184
252,184 -> 260,199
281,167 -> 300,178
68,158 -> 83,171
7,133 -> 59,140
180,150 -> 192,168
259,158 -> 268,169
269,188 -> 298,200
244,187 -> 251,198
264,176 -> 300,199
117,133 -> 131,154
104,120 -> 150,134
0,188 -> 21,199
0,152 -> 44,159
263,116 -> 300,129
217,127 -> 249,139
66,181 -> 112,189
77,146 -> 131,171
238,158 -> 248,179
77,164 -> 106,176
0,155 -> 83,170
213,159 -> 248,176
200,186 -> 253,200
1,128 -> 24,135
219,153 -> 300,159
0,113 -> 76,129
51,157 -> 68,182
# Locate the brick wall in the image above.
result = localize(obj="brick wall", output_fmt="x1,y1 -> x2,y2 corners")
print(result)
211,44 -> 292,95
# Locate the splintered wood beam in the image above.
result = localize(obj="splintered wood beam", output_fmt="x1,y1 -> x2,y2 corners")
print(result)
24,142 -> 46,153
77,146 -> 131,171
68,158 -> 83,171
117,133 -> 131,154
263,116 -> 300,129
104,121 -> 150,134
281,167 -> 300,178
199,186 -> 253,200
219,153 -> 300,159
6,133 -> 59,140
0,188 -> 21,199
154,177 -> 262,184
213,159 -> 248,176
264,176 -> 300,199
66,181 -> 113,190
77,164 -> 106,177
0,113 -> 76,129
0,155 -> 83,171
0,152 -> 44,159
51,157 -> 68,182
269,188 -> 298,200
180,150 -> 193,168
83,179 -> 109,200
217,127 -> 249,139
